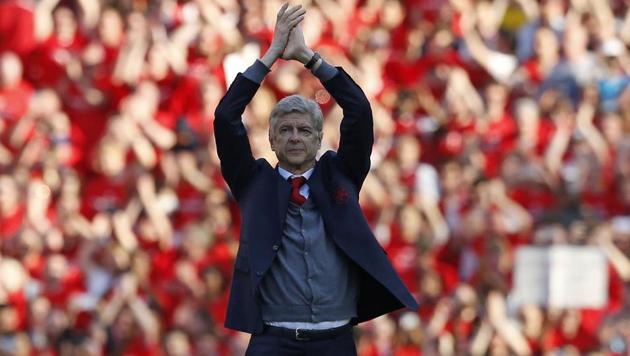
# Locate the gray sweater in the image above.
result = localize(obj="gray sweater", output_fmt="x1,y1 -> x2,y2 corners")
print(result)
259,197 -> 359,322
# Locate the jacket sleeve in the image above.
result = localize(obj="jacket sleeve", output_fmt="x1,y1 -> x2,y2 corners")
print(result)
213,74 -> 260,200
321,68 -> 374,190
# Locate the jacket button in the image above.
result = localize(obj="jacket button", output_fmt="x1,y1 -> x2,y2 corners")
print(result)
272,244 -> 280,251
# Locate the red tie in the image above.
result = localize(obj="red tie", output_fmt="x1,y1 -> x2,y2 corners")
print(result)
288,177 -> 307,205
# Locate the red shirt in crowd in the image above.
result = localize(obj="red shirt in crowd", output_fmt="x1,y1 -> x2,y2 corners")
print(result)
0,0 -> 37,57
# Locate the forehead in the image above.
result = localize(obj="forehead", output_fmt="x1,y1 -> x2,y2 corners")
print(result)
273,112 -> 314,128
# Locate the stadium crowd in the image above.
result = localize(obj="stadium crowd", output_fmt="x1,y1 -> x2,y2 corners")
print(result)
0,0 -> 629,354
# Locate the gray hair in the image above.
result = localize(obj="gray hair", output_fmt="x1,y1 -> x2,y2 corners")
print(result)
269,95 -> 324,134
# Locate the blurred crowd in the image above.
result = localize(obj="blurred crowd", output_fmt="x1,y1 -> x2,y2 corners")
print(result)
0,0 -> 630,354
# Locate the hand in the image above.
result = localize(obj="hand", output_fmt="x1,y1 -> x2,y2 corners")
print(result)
459,10 -> 477,33
488,179 -> 508,205
261,3 -> 306,67
417,192 -> 438,211
282,25 -> 313,64
593,223 -> 614,246
119,273 -> 138,300
486,291 -> 507,326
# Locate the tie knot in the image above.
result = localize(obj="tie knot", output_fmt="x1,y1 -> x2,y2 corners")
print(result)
288,176 -> 306,188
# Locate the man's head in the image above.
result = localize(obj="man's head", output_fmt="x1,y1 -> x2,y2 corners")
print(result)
269,95 -> 323,174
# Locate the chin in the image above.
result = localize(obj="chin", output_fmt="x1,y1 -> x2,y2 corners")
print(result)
285,153 -> 305,162
288,159 -> 307,167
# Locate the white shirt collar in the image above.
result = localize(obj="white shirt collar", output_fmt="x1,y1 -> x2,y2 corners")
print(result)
277,166 -> 314,181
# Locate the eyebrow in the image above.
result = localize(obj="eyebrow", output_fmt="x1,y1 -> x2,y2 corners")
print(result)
279,124 -> 313,130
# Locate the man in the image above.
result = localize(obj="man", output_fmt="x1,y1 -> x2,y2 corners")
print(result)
214,4 -> 418,355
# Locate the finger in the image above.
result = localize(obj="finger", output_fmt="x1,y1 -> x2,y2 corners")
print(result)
277,3 -> 289,18
288,14 -> 305,28
282,4 -> 303,18
287,7 -> 306,21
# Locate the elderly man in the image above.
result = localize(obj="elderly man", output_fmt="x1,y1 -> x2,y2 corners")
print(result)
214,4 -> 417,355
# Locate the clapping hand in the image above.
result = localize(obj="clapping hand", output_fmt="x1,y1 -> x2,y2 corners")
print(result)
262,3 -> 306,67
282,25 -> 314,64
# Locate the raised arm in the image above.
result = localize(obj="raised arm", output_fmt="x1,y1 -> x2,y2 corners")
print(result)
283,24 -> 374,188
575,101 -> 610,165
458,6 -> 517,84
214,4 -> 305,199
323,65 -> 374,189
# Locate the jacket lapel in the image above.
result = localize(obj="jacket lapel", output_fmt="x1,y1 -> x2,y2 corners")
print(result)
275,167 -> 291,230
305,162 -> 335,239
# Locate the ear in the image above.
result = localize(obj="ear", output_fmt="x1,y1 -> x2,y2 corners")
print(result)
269,131 -> 276,152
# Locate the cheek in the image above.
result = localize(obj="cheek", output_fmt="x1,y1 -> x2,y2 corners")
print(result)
269,136 -> 279,150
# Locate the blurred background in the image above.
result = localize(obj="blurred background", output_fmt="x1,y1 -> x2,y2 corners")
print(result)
0,0 -> 630,354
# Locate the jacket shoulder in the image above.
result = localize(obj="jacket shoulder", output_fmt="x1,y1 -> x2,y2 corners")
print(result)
318,150 -> 357,185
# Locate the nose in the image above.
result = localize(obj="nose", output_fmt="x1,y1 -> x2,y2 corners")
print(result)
289,128 -> 300,142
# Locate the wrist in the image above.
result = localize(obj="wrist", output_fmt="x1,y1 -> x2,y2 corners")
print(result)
261,48 -> 281,69
298,48 -> 315,65
310,58 -> 323,72
304,52 -> 321,70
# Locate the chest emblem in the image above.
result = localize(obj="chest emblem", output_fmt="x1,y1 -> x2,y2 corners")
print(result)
335,187 -> 349,204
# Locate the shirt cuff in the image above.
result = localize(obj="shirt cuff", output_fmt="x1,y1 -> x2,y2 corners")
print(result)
312,60 -> 338,82
242,60 -> 271,84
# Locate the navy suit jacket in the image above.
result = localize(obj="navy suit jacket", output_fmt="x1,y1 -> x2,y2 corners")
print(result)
214,67 -> 418,334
